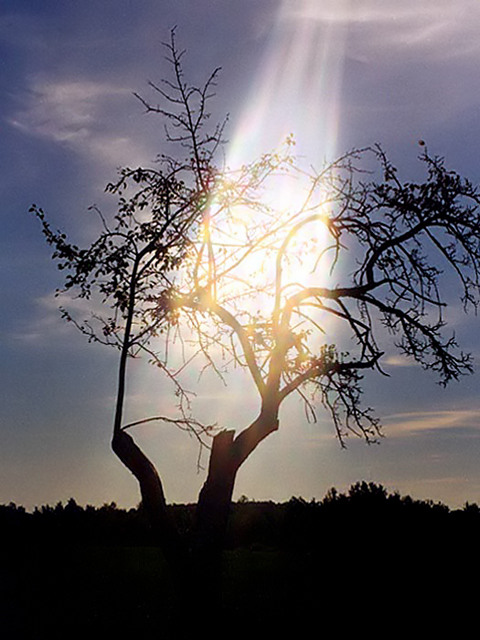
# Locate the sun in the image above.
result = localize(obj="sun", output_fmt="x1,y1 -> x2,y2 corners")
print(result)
189,156 -> 335,343
174,0 -> 349,377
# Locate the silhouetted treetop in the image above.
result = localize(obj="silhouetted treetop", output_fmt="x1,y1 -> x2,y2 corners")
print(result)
2,482 -> 479,550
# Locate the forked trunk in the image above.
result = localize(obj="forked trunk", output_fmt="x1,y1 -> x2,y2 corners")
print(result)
112,409 -> 280,617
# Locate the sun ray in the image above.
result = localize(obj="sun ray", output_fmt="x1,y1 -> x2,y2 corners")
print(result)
227,0 -> 349,168
208,0 -> 350,314
135,3 -> 350,423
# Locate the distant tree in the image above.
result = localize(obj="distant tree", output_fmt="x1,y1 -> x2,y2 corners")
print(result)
34,30 -> 480,610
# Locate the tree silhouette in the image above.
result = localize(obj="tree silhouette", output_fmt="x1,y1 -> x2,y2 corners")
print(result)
33,31 -> 480,607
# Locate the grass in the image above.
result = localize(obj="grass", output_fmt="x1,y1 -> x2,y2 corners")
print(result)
1,540 -> 478,637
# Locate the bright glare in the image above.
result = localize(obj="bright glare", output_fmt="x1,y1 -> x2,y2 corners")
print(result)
227,0 -> 347,167
207,0 -> 348,309
137,1 -> 350,429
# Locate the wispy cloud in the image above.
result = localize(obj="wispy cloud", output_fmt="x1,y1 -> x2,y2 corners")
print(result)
384,409 -> 480,438
10,291 -> 109,347
8,77 -> 150,169
383,355 -> 416,368
283,0 -> 480,59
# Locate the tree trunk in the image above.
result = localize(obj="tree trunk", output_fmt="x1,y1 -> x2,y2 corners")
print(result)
191,411 -> 280,603
112,410 -> 280,620
193,430 -> 237,601
112,431 -> 185,567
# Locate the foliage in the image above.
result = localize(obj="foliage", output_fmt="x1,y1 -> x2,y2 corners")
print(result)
31,29 -> 228,443
2,483 -> 480,549
169,142 -> 480,445
5,484 -> 479,634
33,32 -> 480,451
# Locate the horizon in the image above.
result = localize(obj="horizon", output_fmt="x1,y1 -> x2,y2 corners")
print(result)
4,478 -> 476,513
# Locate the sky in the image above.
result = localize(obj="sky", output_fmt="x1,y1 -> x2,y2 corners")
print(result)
2,0 -> 480,510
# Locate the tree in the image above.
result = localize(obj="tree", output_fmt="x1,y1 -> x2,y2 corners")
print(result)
33,31 -> 480,609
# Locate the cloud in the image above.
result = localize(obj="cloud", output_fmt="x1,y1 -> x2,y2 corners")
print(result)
383,355 -> 416,368
282,0 -> 480,60
384,409 -> 480,438
10,293 -> 67,345
8,77 -> 150,169
284,0 -> 460,24
10,291 -> 112,347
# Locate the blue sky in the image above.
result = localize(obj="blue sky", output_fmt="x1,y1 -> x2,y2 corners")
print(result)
2,0 -> 480,509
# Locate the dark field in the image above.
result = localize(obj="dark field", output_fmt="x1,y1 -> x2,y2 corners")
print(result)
1,483 -> 478,637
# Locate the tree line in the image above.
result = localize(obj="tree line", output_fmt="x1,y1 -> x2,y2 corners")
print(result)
3,481 -> 480,551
